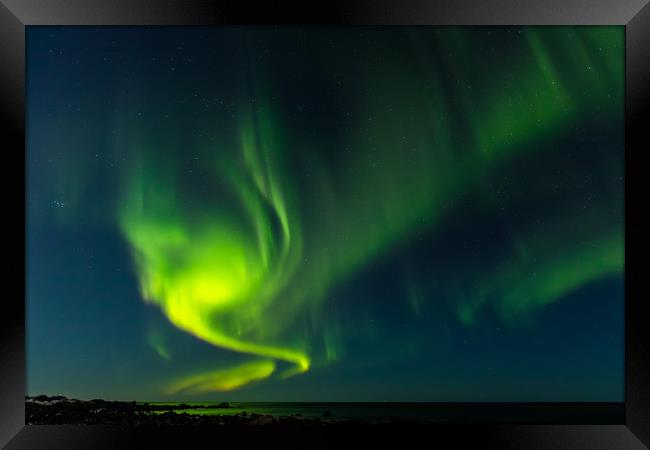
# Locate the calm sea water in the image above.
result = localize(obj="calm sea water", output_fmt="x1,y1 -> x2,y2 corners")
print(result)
141,402 -> 624,424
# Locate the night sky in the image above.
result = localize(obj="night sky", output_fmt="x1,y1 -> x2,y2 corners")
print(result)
27,26 -> 624,402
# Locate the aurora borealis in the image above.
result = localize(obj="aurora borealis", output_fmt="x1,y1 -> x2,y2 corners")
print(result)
27,26 -> 624,402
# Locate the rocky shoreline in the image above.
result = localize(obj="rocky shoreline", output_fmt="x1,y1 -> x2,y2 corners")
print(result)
25,396 -> 371,426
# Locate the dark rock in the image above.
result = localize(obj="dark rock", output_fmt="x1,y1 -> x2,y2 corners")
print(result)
249,414 -> 274,425
25,396 -> 406,426
215,402 -> 231,408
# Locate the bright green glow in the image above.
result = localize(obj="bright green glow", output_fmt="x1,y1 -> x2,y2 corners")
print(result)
115,27 -> 623,393
120,100 -> 308,390
166,360 -> 277,394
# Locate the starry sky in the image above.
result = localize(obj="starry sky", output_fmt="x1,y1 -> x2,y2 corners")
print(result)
26,26 -> 624,402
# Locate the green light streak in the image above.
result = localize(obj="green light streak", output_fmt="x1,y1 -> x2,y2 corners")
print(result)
113,27 -> 623,393
120,100 -> 308,390
167,360 -> 277,394
147,328 -> 172,362
456,221 -> 623,326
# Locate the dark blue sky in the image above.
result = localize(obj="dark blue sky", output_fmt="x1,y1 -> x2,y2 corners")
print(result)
27,26 -> 624,402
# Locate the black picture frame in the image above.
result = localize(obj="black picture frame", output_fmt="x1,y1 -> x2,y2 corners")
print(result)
1,1 -> 648,448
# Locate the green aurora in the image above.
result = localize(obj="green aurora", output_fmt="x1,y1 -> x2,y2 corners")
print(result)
27,26 -> 624,400
115,27 -> 623,393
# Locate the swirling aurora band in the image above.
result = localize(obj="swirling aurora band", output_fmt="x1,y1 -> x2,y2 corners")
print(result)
106,27 -> 623,394
119,100 -> 310,392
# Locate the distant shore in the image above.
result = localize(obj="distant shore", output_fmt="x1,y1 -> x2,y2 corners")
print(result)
26,395 -> 624,426
25,396 -> 361,426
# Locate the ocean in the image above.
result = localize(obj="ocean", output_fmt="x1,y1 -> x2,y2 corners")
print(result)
142,402 -> 624,424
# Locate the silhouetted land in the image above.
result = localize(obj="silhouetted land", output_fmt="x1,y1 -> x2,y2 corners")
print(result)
26,396 -> 624,426
26,396 -> 360,426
